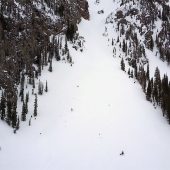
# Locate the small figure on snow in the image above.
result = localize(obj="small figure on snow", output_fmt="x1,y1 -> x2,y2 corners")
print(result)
120,151 -> 124,156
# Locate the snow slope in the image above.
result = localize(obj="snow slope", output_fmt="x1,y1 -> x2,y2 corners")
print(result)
1,0 -> 170,170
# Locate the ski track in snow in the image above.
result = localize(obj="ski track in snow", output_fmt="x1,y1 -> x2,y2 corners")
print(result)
1,1 -> 170,170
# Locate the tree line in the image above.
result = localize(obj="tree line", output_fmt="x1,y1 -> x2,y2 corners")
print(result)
121,58 -> 170,123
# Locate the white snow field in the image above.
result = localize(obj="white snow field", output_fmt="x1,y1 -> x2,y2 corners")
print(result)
1,1 -> 170,170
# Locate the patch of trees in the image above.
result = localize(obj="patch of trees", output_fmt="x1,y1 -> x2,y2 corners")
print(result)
121,60 -> 170,123
138,65 -> 170,123
117,0 -> 170,64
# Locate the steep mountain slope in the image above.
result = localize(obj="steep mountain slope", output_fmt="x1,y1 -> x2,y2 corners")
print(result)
0,0 -> 89,128
0,0 -> 170,170
104,0 -> 170,120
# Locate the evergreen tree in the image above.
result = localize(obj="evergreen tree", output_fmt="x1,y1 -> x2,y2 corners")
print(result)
122,39 -> 126,53
45,80 -> 48,92
161,74 -> 169,116
150,36 -> 154,51
154,67 -> 161,104
6,99 -> 12,125
32,78 -> 35,89
120,58 -> 125,71
128,68 -> 131,76
67,53 -> 72,63
130,70 -> 134,78
48,60 -> 53,72
26,92 -> 29,103
117,36 -> 119,43
0,92 -> 6,120
167,84 -> 170,121
146,79 -> 152,101
55,47 -> 60,61
154,67 -> 161,84
29,118 -> 31,126
16,117 -> 20,130
20,72 -> 25,102
112,39 -> 114,46
21,101 -> 27,121
65,40 -> 68,54
146,64 -> 150,80
33,94 -> 38,117
25,93 -> 29,115
134,63 -> 138,79
11,102 -> 17,128
38,81 -> 44,95
153,80 -> 159,104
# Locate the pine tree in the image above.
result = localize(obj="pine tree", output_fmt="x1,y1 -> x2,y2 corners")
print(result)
112,39 -> 114,46
117,36 -> 119,43
161,74 -> 169,116
65,40 -> 68,54
120,58 -> 125,71
25,93 -> 29,115
146,64 -> 150,80
20,72 -> 25,102
153,80 -> 159,104
48,60 -> 53,72
122,39 -> 126,53
34,94 -> 38,117
150,36 -> 154,51
21,101 -> 27,121
45,80 -> 48,92
130,70 -> 134,78
25,100 -> 28,115
134,62 -> 138,79
154,67 -> 161,84
29,118 -> 31,126
38,81 -> 44,95
11,102 -> 17,128
154,67 -> 161,104
0,92 -> 6,120
55,47 -> 60,61
16,117 -> 20,130
67,52 -> 72,63
33,78 -> 35,89
26,92 -> 29,103
146,79 -> 152,101
167,84 -> 170,122
128,68 -> 131,76
6,99 -> 12,125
